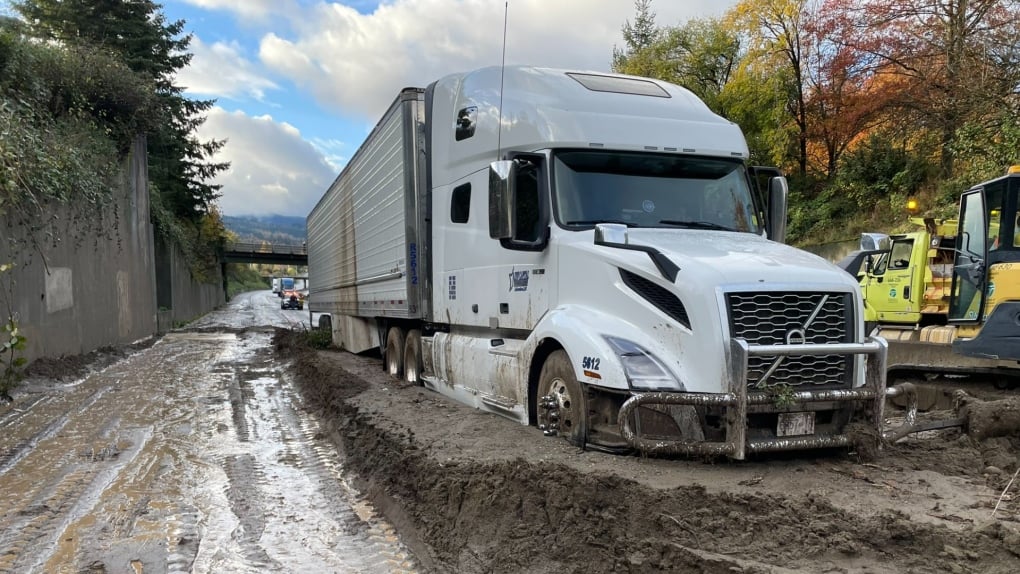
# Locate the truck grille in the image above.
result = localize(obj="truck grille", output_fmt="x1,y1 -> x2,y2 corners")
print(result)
727,292 -> 853,388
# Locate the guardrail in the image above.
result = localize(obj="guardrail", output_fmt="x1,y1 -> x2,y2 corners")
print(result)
224,242 -> 307,256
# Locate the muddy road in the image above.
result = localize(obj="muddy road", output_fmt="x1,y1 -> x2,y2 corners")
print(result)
4,291 -> 1020,573
0,291 -> 416,573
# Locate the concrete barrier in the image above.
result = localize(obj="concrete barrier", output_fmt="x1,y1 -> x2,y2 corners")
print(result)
0,136 -> 224,366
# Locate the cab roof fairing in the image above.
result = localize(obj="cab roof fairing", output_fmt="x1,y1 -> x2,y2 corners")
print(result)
429,66 -> 749,184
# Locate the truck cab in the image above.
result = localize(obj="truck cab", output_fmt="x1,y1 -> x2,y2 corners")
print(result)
422,68 -> 885,457
859,218 -> 957,327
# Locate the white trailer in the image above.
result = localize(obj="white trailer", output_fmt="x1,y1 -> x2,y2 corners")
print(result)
307,67 -> 887,459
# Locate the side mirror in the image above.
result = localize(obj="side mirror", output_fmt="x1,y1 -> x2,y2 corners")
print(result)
860,233 -> 891,252
489,160 -> 514,239
767,176 -> 788,243
594,223 -> 629,245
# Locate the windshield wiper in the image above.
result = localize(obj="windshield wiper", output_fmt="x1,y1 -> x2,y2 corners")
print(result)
658,219 -> 736,232
565,219 -> 639,227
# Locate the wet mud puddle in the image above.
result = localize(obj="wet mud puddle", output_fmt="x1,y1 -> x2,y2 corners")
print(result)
0,330 -> 417,573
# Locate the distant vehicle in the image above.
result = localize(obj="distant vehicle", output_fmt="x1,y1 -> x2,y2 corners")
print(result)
272,277 -> 281,294
307,66 -> 886,460
279,277 -> 295,297
281,289 -> 304,310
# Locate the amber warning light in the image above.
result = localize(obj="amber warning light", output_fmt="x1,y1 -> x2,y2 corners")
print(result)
905,198 -> 920,214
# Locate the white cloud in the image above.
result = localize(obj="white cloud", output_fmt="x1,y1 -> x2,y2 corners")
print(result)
309,137 -> 350,171
256,0 -> 736,119
179,0 -> 294,21
175,36 -> 279,101
198,107 -> 336,216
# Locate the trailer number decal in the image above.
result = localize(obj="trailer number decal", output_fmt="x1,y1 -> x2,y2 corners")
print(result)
448,275 -> 457,300
582,356 -> 601,370
509,268 -> 529,292
409,243 -> 418,285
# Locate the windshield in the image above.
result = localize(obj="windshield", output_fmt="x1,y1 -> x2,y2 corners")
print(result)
552,151 -> 761,233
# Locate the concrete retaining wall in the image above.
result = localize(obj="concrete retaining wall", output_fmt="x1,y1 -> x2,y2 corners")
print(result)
155,236 -> 225,331
0,136 -> 224,365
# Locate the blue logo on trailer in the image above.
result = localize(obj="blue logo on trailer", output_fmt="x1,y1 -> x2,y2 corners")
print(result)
409,243 -> 418,285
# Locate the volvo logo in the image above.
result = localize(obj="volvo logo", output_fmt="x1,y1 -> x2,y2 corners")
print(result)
785,328 -> 806,345
755,295 -> 831,388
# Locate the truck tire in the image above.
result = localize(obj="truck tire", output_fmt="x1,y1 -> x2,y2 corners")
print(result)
403,329 -> 423,386
536,350 -> 588,447
385,327 -> 405,379
318,315 -> 332,332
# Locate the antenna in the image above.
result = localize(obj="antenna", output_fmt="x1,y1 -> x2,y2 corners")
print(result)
497,1 -> 508,160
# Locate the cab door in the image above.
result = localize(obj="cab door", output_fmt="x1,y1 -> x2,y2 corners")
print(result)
863,236 -> 922,324
949,190 -> 989,322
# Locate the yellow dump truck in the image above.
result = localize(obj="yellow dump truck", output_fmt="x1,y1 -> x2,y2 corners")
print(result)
842,168 -> 1020,382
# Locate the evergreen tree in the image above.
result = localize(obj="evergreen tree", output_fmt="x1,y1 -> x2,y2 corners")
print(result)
612,0 -> 659,72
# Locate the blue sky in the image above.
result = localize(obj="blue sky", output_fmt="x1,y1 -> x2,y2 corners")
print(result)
5,1 -> 739,217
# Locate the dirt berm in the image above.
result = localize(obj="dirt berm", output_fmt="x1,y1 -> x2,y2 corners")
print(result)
276,330 -> 1020,574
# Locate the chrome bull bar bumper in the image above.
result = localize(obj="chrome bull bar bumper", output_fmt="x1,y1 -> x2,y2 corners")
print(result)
618,337 -> 889,460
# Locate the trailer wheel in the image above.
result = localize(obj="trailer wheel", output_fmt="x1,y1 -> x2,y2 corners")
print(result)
317,315 -> 332,332
385,327 -> 405,379
403,329 -> 423,386
536,350 -> 588,447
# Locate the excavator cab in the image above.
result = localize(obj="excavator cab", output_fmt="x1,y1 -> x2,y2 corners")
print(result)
949,169 -> 1020,361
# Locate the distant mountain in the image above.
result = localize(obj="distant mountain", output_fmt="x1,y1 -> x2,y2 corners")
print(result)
223,215 -> 306,245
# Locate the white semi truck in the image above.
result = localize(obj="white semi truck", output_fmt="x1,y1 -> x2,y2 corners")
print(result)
307,66 -> 888,459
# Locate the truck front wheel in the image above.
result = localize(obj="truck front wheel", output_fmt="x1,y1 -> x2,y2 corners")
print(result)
385,327 -> 405,379
536,350 -> 588,447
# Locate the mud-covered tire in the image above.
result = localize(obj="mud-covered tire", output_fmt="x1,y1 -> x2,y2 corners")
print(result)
403,329 -> 423,386
318,314 -> 332,332
385,327 -> 405,379
536,350 -> 588,447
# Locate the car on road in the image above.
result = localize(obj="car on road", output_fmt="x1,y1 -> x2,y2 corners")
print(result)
281,289 -> 304,310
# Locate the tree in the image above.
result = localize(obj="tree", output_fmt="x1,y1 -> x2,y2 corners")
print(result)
728,0 -> 810,178
612,0 -> 661,77
14,0 -> 228,221
829,0 -> 1020,176
801,7 -> 899,178
615,16 -> 741,113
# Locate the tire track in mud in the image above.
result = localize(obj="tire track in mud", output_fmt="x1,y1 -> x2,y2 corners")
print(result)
288,395 -> 419,572
175,330 -> 418,570
0,336 -> 232,573
0,425 -> 152,574
222,453 -> 281,570
0,385 -> 115,478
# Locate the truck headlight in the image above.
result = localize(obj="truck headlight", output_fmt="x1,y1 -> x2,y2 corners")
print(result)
604,336 -> 684,391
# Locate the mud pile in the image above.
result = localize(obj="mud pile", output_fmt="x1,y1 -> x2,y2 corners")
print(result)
279,330 -> 1020,574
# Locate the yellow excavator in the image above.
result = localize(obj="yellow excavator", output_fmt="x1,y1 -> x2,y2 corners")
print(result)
840,167 -> 1020,384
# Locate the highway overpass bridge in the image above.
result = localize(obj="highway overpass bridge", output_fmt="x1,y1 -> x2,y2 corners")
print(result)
222,242 -> 308,266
